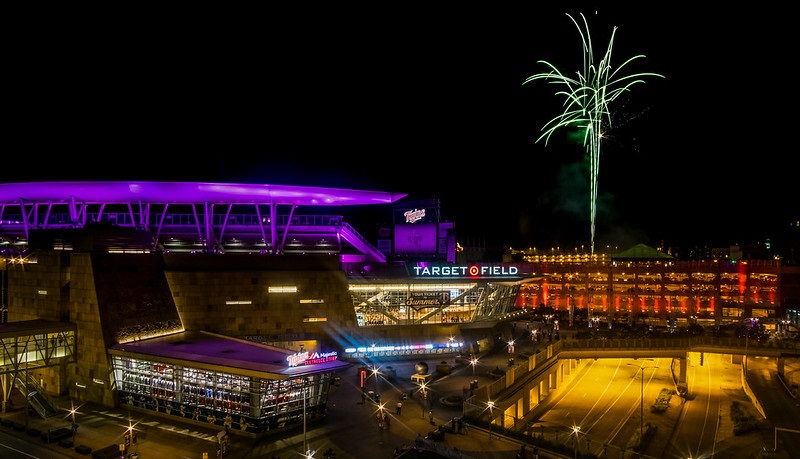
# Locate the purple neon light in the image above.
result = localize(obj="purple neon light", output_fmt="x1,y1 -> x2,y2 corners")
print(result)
0,181 -> 408,206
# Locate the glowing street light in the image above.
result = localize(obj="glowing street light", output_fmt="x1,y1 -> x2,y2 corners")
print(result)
571,425 -> 581,459
628,360 -> 658,437
377,402 -> 387,429
123,419 -> 136,456
65,401 -> 80,443
487,401 -> 496,439
371,365 -> 381,399
417,382 -> 428,418
469,355 -> 478,376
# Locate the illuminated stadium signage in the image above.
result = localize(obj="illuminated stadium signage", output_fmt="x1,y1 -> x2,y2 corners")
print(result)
404,208 -> 425,223
411,264 -> 519,278
287,350 -> 339,367
343,341 -> 463,355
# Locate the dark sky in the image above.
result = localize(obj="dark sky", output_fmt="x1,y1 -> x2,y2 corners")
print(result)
6,5 -> 797,253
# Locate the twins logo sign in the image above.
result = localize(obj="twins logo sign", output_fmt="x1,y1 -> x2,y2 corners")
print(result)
405,292 -> 450,311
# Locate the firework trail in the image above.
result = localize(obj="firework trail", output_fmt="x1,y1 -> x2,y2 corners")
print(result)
523,12 -> 663,253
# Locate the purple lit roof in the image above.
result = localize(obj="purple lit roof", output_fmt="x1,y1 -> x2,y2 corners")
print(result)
108,331 -> 351,379
0,181 -> 407,206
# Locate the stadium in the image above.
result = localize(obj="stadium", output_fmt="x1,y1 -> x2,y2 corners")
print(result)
0,181 -> 796,438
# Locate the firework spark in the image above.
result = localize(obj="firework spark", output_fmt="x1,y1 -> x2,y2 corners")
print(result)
523,12 -> 663,253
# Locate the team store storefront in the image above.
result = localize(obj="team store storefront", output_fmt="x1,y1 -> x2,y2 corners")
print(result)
108,331 -> 350,437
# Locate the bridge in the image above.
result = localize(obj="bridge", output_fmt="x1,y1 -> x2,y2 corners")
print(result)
464,335 -> 800,435
557,335 -> 800,359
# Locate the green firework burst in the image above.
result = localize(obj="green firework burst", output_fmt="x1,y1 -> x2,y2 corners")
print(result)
523,12 -> 663,253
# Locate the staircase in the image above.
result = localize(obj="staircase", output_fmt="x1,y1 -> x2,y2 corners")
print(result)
14,374 -> 61,419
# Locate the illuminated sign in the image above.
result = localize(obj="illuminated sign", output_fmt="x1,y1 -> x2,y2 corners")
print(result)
406,292 -> 450,310
404,208 -> 426,223
411,264 -> 519,278
286,350 -> 339,367
344,341 -> 464,354
302,317 -> 328,322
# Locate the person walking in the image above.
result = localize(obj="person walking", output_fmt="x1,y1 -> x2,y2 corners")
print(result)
396,400 -> 402,415
429,410 -> 434,425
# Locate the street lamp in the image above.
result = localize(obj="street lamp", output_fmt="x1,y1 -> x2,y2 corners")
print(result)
571,425 -> 581,459
123,420 -> 135,457
487,401 -> 495,439
67,401 -> 79,443
371,365 -> 380,399
628,361 -> 658,438
418,382 -> 428,418
469,356 -> 478,377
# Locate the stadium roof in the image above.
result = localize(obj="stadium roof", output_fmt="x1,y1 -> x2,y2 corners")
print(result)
0,181 -> 407,206
108,331 -> 351,379
0,181 -> 408,261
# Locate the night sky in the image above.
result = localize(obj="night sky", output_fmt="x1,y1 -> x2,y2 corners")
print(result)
6,5 -> 797,254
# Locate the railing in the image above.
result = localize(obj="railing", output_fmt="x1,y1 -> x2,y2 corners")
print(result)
560,336 -> 800,356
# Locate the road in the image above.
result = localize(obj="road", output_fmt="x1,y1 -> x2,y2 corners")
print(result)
665,352 -> 730,459
534,358 -> 675,458
747,356 -> 800,455
0,429 -> 71,459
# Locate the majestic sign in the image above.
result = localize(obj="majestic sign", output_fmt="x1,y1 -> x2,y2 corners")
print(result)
411,264 -> 519,278
286,350 -> 339,367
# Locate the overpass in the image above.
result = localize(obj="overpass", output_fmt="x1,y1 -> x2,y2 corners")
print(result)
556,335 -> 800,360
464,335 -> 800,434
